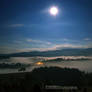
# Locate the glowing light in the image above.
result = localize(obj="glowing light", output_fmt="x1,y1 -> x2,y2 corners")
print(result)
36,61 -> 44,66
49,6 -> 58,16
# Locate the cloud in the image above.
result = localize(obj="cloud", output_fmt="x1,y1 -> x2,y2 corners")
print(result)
63,38 -> 69,41
27,39 -> 43,43
14,43 -> 92,53
0,42 -> 92,54
52,44 -> 89,50
26,39 -> 52,45
84,38 -> 91,41
6,21 -> 74,29
55,39 -> 81,44
8,24 -> 24,27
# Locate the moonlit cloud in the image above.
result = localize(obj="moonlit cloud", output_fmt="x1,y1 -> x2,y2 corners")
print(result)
26,39 -> 52,45
84,38 -> 91,41
27,39 -> 43,43
0,43 -> 92,54
0,37 -> 92,54
55,39 -> 81,44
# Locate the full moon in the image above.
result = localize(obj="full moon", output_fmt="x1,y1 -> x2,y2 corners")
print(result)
49,6 -> 58,16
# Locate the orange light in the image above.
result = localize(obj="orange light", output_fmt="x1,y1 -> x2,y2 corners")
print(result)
36,61 -> 44,66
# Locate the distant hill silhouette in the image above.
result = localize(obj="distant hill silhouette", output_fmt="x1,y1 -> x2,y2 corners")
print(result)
0,48 -> 92,58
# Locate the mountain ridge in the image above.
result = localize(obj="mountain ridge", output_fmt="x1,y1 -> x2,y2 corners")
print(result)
0,48 -> 92,57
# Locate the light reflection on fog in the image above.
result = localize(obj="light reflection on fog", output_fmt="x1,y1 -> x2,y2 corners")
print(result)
0,57 -> 92,73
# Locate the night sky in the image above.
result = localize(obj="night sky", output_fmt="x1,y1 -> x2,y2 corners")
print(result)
0,0 -> 92,54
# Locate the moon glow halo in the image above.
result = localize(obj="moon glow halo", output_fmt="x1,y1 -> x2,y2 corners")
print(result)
49,6 -> 58,16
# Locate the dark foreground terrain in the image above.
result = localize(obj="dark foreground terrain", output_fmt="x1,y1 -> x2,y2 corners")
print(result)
0,67 -> 92,92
